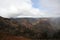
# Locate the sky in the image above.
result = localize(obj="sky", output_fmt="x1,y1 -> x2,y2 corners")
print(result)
0,0 -> 60,18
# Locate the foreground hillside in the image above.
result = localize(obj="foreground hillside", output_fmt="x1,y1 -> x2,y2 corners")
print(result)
0,16 -> 60,40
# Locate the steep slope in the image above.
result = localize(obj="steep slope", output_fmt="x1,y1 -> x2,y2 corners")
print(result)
0,16 -> 60,39
0,16 -> 33,40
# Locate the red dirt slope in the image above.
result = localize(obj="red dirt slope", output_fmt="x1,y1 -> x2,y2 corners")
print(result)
0,33 -> 31,40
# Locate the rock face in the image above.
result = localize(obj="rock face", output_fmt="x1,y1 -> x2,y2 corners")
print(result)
0,16 -> 60,40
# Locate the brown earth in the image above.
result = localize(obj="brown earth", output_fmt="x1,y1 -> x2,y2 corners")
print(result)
0,32 -> 31,40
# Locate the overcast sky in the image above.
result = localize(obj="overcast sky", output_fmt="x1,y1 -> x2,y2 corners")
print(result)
0,0 -> 60,18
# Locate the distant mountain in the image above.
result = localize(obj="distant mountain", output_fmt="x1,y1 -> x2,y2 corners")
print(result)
11,18 -> 39,25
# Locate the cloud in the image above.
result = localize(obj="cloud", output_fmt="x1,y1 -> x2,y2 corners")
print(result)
0,0 -> 59,18
40,0 -> 60,17
0,0 -> 31,17
0,0 -> 45,18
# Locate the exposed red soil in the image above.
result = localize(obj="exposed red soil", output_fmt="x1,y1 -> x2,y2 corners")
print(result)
0,33 -> 31,40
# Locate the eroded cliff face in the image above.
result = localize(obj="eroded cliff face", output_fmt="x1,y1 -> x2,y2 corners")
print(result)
0,16 -> 60,40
